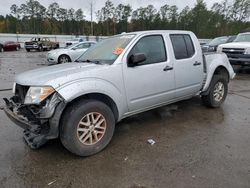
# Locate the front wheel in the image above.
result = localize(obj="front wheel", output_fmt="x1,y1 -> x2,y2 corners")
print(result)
60,100 -> 115,156
38,45 -> 43,52
202,75 -> 228,108
58,55 -> 71,64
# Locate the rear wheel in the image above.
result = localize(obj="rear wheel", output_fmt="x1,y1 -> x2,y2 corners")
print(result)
0,47 -> 4,52
60,100 -> 115,156
26,49 -> 30,52
16,46 -> 20,51
58,55 -> 71,64
202,75 -> 228,108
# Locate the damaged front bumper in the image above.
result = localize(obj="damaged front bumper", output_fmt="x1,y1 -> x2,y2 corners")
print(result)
3,92 -> 66,149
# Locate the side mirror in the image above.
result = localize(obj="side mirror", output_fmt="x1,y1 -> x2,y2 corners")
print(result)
72,47 -> 76,50
128,53 -> 146,67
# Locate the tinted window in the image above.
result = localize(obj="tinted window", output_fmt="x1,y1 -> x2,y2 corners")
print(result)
170,34 -> 195,60
129,35 -> 167,66
184,35 -> 195,57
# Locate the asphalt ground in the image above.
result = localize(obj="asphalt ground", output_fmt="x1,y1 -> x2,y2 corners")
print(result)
0,50 -> 250,188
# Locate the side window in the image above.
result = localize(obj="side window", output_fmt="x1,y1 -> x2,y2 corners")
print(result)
83,43 -> 91,48
170,34 -> 195,60
128,35 -> 167,66
184,35 -> 195,57
75,43 -> 90,49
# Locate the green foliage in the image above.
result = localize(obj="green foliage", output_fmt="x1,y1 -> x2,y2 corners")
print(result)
0,0 -> 249,37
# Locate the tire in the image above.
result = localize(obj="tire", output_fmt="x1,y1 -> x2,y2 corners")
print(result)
16,46 -> 20,51
58,55 -> 71,64
60,99 -> 115,156
0,47 -> 3,52
202,75 -> 228,108
26,49 -> 30,52
37,45 -> 43,52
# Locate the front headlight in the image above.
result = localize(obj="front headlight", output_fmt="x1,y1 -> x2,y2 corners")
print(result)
244,48 -> 250,54
24,86 -> 55,104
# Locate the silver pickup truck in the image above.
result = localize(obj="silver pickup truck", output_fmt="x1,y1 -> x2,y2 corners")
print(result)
4,30 -> 235,156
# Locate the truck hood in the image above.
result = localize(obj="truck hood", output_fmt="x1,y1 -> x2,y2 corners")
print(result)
15,63 -> 111,89
219,42 -> 250,48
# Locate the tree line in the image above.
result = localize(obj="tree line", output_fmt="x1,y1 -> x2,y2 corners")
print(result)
0,0 -> 249,38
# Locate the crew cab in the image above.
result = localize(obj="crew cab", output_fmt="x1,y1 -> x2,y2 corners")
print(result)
217,32 -> 250,66
4,30 -> 235,156
25,37 -> 60,52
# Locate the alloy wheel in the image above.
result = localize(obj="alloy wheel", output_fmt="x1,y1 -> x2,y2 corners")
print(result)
77,112 -> 107,145
213,82 -> 225,102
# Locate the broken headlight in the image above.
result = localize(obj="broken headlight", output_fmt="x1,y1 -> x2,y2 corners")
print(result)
24,86 -> 55,104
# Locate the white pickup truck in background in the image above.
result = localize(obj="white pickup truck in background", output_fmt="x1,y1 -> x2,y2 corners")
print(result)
4,30 -> 235,156
217,32 -> 250,66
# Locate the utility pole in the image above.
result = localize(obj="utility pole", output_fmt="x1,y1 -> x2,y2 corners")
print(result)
90,1 -> 94,36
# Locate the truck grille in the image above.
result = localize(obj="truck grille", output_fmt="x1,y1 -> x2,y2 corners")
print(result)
25,42 -> 36,45
15,84 -> 29,103
222,48 -> 245,55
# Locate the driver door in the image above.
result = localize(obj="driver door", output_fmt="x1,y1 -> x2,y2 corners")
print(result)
123,35 -> 175,112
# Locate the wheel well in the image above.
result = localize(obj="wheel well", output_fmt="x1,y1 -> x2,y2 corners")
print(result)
213,66 -> 229,82
58,54 -> 71,62
62,93 -> 119,122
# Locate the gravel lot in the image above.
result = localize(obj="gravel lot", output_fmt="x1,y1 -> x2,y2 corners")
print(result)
0,50 -> 250,188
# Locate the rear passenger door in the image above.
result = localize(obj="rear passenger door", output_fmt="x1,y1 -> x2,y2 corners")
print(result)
170,34 -> 204,98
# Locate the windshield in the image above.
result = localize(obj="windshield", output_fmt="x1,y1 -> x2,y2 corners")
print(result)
76,34 -> 135,64
208,37 -> 228,46
234,34 -> 250,42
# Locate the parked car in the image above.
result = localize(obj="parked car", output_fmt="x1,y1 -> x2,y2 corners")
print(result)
217,32 -> 250,66
65,38 -> 84,46
24,37 -> 59,52
4,30 -> 235,156
202,36 -> 234,52
47,41 -> 96,64
0,41 -> 21,52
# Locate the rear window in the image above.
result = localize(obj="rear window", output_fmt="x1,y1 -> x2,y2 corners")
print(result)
170,34 -> 195,60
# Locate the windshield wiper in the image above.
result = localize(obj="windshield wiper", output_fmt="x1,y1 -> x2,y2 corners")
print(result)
76,59 -> 102,64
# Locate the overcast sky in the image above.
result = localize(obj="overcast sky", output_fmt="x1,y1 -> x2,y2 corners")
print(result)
0,0 -> 220,20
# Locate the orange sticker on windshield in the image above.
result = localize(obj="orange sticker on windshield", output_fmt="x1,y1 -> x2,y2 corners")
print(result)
113,48 -> 124,55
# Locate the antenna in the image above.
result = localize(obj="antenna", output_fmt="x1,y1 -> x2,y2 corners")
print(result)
90,1 -> 94,36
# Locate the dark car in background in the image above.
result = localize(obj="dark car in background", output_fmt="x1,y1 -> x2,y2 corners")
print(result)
0,42 -> 3,52
202,36 -> 236,52
0,41 -> 21,52
25,37 -> 60,52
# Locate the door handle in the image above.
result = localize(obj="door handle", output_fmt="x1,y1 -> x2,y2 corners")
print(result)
193,61 -> 201,66
163,66 -> 173,71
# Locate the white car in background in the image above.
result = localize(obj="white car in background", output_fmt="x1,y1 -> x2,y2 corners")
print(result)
47,41 -> 96,64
